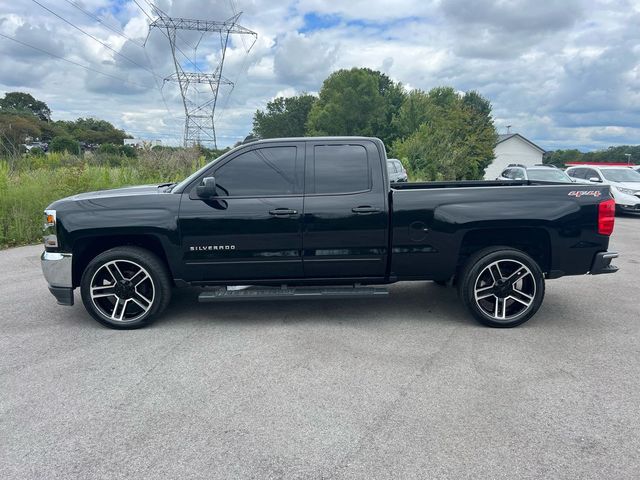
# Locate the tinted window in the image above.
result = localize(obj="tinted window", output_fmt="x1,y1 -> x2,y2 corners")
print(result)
214,147 -> 297,196
584,169 -> 600,180
501,168 -> 513,178
512,168 -> 526,180
568,168 -> 585,178
314,145 -> 369,194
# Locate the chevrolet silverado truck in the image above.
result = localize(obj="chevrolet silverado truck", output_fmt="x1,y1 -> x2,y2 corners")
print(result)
41,137 -> 619,329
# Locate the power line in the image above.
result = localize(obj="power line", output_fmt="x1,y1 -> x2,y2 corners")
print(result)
136,0 -> 211,75
0,31 -> 149,89
31,0 -> 163,80
132,0 -> 154,22
60,0 -> 176,131
149,9 -> 257,148
140,0 -> 198,50
63,0 -> 144,48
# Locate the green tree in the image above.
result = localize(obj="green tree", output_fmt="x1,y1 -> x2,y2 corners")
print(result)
364,68 -> 406,146
0,114 -> 41,155
391,88 -> 497,181
544,146 -> 640,167
97,143 -> 120,155
50,136 -> 80,154
306,68 -> 390,140
57,117 -> 129,145
543,149 -> 583,167
253,94 -> 317,139
0,92 -> 51,121
460,90 -> 498,177
392,89 -> 431,138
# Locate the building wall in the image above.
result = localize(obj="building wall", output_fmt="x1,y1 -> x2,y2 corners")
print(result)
484,136 -> 544,179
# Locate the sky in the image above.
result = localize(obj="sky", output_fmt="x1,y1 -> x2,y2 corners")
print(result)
0,0 -> 639,150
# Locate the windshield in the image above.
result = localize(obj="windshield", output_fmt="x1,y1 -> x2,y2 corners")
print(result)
527,169 -> 572,182
601,168 -> 640,183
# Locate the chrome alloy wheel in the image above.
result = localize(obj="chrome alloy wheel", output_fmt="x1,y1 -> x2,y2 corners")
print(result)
473,259 -> 536,321
89,260 -> 155,323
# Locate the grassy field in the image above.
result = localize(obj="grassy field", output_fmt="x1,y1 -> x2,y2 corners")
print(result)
0,149 -> 206,248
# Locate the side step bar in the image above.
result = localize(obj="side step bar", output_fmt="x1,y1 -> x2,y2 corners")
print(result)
198,285 -> 389,302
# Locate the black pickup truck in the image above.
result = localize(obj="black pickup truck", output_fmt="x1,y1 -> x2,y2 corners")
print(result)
41,137 -> 618,329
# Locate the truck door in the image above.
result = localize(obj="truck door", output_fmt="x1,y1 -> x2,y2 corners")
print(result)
178,142 -> 304,282
302,140 -> 388,279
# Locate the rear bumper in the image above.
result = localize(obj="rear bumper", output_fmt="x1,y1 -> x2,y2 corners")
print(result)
590,251 -> 619,275
41,251 -> 74,305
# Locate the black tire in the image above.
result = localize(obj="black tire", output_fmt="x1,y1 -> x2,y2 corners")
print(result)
80,246 -> 172,329
458,247 -> 545,328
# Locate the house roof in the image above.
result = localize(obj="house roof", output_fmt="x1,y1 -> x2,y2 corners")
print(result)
497,133 -> 546,154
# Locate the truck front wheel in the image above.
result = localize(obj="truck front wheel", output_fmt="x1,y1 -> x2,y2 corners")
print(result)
80,247 -> 172,329
458,247 -> 545,328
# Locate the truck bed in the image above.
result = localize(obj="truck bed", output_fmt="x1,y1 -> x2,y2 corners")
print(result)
389,181 -> 612,281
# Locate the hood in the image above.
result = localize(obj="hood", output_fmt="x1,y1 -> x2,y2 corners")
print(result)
612,182 -> 640,191
67,184 -> 166,201
47,183 -> 172,211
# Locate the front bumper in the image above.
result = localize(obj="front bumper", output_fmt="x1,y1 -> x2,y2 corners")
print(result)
41,251 -> 74,305
613,191 -> 640,211
590,251 -> 619,275
618,203 -> 640,212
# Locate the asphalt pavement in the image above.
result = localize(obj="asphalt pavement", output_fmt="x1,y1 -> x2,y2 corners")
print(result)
1,216 -> 639,479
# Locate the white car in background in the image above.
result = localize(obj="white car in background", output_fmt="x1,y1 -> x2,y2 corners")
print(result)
387,158 -> 408,182
497,164 -> 574,183
566,165 -> 640,213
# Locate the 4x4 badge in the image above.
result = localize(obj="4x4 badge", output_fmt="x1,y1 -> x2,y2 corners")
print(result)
568,190 -> 601,198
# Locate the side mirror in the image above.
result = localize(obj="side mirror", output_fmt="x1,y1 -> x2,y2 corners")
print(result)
196,176 -> 217,198
588,177 -> 602,183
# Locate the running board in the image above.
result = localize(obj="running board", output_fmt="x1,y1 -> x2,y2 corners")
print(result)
198,285 -> 389,302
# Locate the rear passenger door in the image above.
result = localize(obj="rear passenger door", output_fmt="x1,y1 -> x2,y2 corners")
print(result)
302,140 -> 388,279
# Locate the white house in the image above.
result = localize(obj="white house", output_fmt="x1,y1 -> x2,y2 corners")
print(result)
484,133 -> 546,180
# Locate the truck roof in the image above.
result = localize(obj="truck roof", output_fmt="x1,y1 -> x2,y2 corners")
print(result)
244,136 -> 382,144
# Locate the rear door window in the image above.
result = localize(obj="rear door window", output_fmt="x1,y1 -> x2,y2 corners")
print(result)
312,144 -> 369,194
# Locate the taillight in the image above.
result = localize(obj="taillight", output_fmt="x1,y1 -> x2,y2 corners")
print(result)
598,199 -> 615,236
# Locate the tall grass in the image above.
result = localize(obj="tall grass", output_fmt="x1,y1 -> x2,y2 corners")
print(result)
0,149 -> 207,248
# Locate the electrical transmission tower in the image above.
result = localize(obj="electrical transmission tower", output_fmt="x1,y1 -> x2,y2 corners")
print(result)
149,7 -> 256,148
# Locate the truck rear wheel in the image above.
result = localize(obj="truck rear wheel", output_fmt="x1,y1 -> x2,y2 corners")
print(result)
458,247 -> 545,328
80,247 -> 172,329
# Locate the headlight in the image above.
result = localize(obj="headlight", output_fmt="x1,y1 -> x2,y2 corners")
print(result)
43,209 -> 58,247
615,186 -> 637,195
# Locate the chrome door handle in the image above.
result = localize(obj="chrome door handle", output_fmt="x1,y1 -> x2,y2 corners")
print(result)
269,208 -> 297,216
352,206 -> 380,214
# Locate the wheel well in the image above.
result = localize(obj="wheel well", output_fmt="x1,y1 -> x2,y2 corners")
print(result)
458,228 -> 551,274
72,234 -> 172,287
